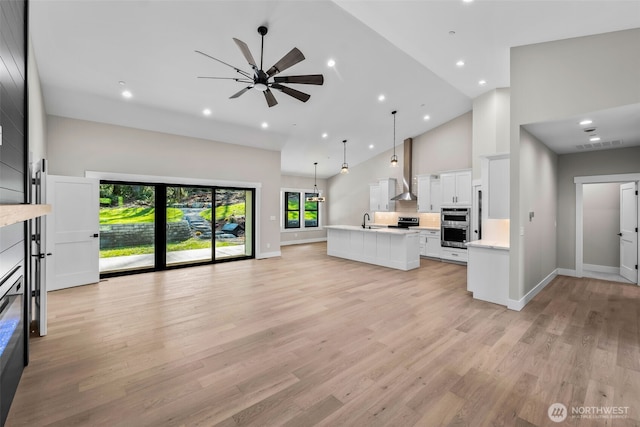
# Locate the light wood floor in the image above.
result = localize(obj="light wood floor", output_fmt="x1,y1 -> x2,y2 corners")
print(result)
6,243 -> 640,426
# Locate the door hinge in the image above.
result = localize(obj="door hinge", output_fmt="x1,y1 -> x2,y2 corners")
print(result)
31,290 -> 38,297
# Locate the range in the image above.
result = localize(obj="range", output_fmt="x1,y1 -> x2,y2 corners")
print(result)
388,216 -> 420,229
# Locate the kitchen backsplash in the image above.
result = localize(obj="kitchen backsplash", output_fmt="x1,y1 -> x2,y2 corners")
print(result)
373,212 -> 440,228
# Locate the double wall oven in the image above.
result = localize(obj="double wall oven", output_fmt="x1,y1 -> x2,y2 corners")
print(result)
441,208 -> 470,248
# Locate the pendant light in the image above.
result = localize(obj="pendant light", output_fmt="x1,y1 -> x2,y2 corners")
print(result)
390,110 -> 398,167
306,162 -> 326,202
340,139 -> 349,174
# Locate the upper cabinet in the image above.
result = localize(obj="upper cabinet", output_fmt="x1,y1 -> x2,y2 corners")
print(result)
417,175 -> 441,213
440,170 -> 472,206
369,178 -> 396,212
482,154 -> 509,219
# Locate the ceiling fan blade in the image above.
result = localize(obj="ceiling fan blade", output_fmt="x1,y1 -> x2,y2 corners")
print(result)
266,47 -> 305,77
273,74 -> 324,85
197,76 -> 254,84
230,86 -> 253,99
195,50 -> 252,79
271,83 -> 310,103
232,38 -> 258,71
264,89 -> 278,107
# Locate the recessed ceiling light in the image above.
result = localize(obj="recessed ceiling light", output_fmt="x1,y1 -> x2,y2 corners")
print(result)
122,90 -> 132,99
118,81 -> 126,86
456,60 -> 465,67
423,115 -> 431,121
369,144 -> 375,149
579,119 -> 593,125
261,122 -> 268,129
327,59 -> 336,67
589,136 -> 601,142
202,108 -> 212,116
463,0 -> 474,3
378,94 -> 386,102
478,80 -> 487,86
322,132 -> 328,139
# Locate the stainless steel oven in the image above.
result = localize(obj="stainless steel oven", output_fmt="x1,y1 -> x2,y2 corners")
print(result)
441,208 -> 470,249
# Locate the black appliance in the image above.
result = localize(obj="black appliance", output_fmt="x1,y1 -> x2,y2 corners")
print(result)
441,208 -> 470,248
0,269 -> 25,425
388,216 -> 420,229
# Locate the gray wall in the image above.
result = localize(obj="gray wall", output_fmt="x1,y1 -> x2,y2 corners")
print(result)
520,129 -> 558,296
327,111 -> 472,227
583,183 -> 620,268
557,146 -> 640,269
280,174 -> 328,244
46,116 -> 283,256
510,28 -> 640,300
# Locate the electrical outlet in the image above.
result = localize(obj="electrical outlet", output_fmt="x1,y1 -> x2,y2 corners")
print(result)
266,243 -> 270,248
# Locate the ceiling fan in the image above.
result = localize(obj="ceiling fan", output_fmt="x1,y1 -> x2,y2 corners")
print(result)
196,26 -> 324,107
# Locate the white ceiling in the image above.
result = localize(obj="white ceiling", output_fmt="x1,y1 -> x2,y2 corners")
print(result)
29,0 -> 640,178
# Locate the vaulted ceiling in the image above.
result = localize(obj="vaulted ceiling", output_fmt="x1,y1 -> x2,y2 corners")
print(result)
30,1 -> 640,178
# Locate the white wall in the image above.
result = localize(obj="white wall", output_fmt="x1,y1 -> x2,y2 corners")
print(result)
327,111 -> 472,227
27,36 -> 47,165
583,183 -> 620,268
472,88 -> 510,179
46,116 -> 282,257
510,28 -> 640,300
280,174 -> 328,245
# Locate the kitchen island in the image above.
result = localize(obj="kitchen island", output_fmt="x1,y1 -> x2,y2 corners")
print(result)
325,225 -> 420,271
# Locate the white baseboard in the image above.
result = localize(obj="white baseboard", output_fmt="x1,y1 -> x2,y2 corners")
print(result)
583,264 -> 618,274
557,268 -> 577,277
256,250 -> 281,259
507,268 -> 558,311
280,237 -> 327,246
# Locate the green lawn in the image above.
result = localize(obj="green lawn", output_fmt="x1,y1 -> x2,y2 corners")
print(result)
99,204 -> 245,258
100,207 -> 184,224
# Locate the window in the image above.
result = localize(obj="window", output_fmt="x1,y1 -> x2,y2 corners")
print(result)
304,193 -> 319,228
283,190 -> 321,230
284,192 -> 300,229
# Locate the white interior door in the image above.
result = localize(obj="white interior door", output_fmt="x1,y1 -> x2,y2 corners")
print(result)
46,175 -> 100,291
619,182 -> 638,284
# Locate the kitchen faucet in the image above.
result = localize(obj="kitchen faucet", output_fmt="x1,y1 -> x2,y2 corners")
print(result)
362,212 -> 371,228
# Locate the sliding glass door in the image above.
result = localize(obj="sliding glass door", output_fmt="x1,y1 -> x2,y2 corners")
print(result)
166,186 -> 213,266
99,181 -> 254,276
99,183 -> 156,274
215,188 -> 253,260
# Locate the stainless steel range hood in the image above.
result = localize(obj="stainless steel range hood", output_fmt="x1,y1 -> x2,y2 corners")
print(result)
391,137 -> 418,201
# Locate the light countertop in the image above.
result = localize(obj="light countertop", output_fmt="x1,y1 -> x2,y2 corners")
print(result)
466,239 -> 510,251
326,225 -> 420,234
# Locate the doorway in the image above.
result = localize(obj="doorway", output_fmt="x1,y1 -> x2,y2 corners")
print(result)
575,173 -> 639,284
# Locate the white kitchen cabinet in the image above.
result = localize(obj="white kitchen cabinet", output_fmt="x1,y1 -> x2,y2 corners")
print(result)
369,184 -> 380,212
466,243 -> 509,306
419,229 -> 441,258
326,226 -> 420,271
441,170 -> 472,206
440,247 -> 467,263
369,178 -> 396,212
482,154 -> 509,219
417,175 -> 441,213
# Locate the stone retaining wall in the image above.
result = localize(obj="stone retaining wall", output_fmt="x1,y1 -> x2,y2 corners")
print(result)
100,221 -> 192,249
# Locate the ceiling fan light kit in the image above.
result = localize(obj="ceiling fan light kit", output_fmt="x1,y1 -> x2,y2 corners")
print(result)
196,25 -> 324,108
